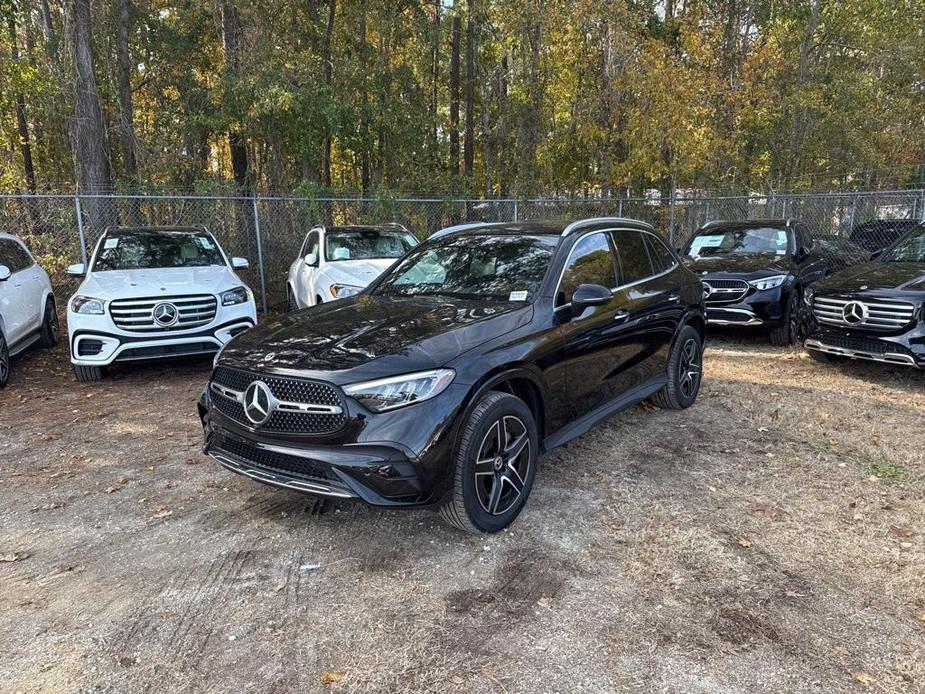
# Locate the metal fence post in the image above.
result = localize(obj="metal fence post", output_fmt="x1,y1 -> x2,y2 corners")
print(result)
920,189 -> 925,222
74,193 -> 88,266
848,194 -> 858,235
618,199 -> 623,217
667,189 -> 676,245
513,199 -> 519,222
251,196 -> 269,315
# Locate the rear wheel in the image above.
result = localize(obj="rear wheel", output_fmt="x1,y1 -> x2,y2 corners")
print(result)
439,391 -> 538,534
74,364 -> 104,382
652,325 -> 703,410
38,298 -> 59,348
769,290 -> 799,346
0,330 -> 9,388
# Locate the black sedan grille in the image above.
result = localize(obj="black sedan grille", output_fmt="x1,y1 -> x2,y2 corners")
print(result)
212,434 -> 335,481
702,278 -> 749,304
210,367 -> 348,435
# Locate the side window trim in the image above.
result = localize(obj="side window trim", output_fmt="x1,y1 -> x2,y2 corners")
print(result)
641,231 -> 679,274
611,229 -> 678,291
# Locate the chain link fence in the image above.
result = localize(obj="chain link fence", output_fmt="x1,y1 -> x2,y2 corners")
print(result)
1,190 -> 923,312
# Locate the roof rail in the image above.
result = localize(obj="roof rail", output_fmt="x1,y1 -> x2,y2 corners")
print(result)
428,221 -> 499,240
560,217 -> 651,237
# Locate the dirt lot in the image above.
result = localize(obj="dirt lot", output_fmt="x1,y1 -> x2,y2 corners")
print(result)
1,330 -> 923,693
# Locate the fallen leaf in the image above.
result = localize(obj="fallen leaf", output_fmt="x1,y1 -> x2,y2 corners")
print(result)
738,537 -> 752,548
0,551 -> 29,562
30,501 -> 65,512
852,671 -> 874,686
914,614 -> 925,624
103,486 -> 121,494
752,502 -> 784,520
889,525 -> 914,539
320,671 -> 345,685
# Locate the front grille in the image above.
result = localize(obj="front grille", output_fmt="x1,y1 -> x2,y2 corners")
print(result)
813,296 -> 916,331
213,434 -> 335,481
116,341 -> 217,361
812,330 -> 908,355
210,367 -> 348,435
703,278 -> 749,304
109,294 -> 218,332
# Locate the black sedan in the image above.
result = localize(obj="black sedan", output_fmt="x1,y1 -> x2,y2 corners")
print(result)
199,218 -> 705,533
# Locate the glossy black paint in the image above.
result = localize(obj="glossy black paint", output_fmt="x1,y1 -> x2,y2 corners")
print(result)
200,219 -> 705,507
682,219 -> 843,330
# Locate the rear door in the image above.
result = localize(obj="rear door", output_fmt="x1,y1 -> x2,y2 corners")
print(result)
0,238 -> 36,345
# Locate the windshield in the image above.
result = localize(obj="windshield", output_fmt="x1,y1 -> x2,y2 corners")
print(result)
686,227 -> 792,259
92,231 -> 225,271
882,226 -> 925,263
373,234 -> 557,301
325,230 -> 417,261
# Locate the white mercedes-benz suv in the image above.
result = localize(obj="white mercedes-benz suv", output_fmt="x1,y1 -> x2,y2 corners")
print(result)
66,226 -> 257,382
286,223 -> 417,309
0,231 -> 59,388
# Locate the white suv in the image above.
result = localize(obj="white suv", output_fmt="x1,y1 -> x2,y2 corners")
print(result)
67,226 -> 257,382
286,224 -> 417,309
0,232 -> 58,387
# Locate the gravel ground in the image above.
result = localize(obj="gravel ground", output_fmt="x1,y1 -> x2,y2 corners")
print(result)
1,330 -> 923,693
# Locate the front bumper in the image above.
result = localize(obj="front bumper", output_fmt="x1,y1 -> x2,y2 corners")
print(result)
705,286 -> 789,327
198,379 -> 470,507
68,304 -> 256,366
804,325 -> 925,368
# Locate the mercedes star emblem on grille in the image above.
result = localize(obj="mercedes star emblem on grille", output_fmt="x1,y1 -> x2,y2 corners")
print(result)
842,301 -> 868,324
243,381 -> 273,425
152,302 -> 179,326
702,283 -> 713,298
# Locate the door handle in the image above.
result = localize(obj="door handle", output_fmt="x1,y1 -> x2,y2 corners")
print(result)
613,309 -> 629,322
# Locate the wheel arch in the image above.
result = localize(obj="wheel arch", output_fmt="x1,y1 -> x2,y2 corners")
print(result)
460,364 -> 549,443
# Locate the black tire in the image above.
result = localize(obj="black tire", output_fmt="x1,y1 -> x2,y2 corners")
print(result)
0,330 -> 9,388
652,325 -> 703,410
38,298 -> 59,348
769,290 -> 799,347
74,364 -> 104,382
439,391 -> 539,534
807,349 -> 843,364
287,287 -> 297,312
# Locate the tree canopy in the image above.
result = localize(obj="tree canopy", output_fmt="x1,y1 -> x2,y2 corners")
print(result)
1,0 -> 923,196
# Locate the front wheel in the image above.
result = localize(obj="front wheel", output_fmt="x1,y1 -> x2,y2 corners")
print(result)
74,364 -> 104,382
287,287 -> 297,312
0,330 -> 9,388
769,290 -> 799,346
652,325 -> 703,410
39,298 -> 59,348
439,391 -> 539,534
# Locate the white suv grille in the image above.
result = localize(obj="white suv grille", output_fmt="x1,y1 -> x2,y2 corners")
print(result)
109,294 -> 218,332
813,296 -> 916,331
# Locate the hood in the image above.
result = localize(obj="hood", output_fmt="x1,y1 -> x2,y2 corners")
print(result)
322,258 -> 395,287
81,266 -> 241,298
683,253 -> 791,278
815,261 -> 925,295
221,294 -> 531,383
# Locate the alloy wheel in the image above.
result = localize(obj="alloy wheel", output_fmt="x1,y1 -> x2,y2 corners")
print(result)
0,334 -> 8,384
474,415 -> 531,516
48,303 -> 60,341
678,338 -> 701,400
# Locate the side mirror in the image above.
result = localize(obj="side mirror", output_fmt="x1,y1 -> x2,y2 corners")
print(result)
571,283 -> 613,311
0,265 -> 10,281
304,252 -> 318,267
231,257 -> 249,269
66,263 -> 86,277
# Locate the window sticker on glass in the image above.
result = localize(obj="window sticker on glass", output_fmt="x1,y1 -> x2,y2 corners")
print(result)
104,238 -> 119,250
689,236 -> 722,256
198,236 -> 215,250
509,290 -> 528,301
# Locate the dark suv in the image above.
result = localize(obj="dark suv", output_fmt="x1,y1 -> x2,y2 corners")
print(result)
682,219 -> 840,345
804,223 -> 925,368
199,218 -> 705,533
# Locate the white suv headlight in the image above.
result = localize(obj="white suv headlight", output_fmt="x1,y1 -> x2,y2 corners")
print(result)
220,286 -> 250,306
748,275 -> 787,291
343,369 -> 455,412
329,283 -> 363,299
70,295 -> 105,314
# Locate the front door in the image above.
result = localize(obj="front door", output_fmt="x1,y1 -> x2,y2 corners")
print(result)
295,230 -> 320,306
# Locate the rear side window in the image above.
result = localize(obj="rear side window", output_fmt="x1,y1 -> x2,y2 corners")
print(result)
611,230 -> 654,284
0,238 -> 33,272
558,232 -> 617,305
644,234 -> 677,273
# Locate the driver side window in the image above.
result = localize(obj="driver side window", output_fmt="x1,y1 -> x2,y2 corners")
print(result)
557,232 -> 617,306
304,230 -> 320,262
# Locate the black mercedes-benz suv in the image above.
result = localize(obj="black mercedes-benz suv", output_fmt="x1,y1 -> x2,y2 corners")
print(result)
682,219 -> 841,345
804,222 -> 925,368
199,218 -> 705,533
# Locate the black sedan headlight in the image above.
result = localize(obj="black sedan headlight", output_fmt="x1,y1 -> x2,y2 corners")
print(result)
343,369 -> 455,412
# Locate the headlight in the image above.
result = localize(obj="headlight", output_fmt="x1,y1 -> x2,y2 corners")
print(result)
748,275 -> 787,291
220,286 -> 250,306
329,283 -> 363,299
343,369 -> 455,412
70,295 -> 104,314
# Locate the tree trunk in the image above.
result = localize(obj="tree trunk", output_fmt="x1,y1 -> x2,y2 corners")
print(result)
783,0 -> 823,189
7,12 -> 36,193
321,0 -> 336,188
116,0 -> 138,183
359,10 -> 370,194
518,12 -> 542,196
463,0 -> 475,180
430,0 -> 440,155
449,15 -> 460,177
221,1 -> 250,192
71,0 -> 115,229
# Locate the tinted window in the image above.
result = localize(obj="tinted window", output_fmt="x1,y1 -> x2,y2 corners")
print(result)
559,233 -> 617,305
92,231 -> 225,271
375,234 -> 556,301
612,230 -> 654,283
0,238 -> 33,272
883,226 -> 925,263
644,234 -> 676,273
685,226 -> 791,258
325,230 -> 416,261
